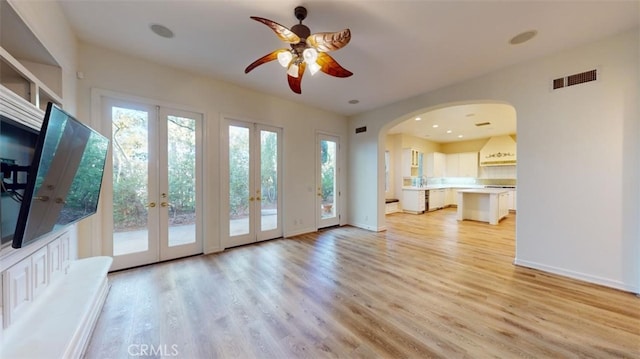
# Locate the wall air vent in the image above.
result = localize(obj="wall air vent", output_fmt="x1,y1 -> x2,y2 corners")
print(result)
552,69 -> 598,90
475,122 -> 491,127
553,78 -> 565,89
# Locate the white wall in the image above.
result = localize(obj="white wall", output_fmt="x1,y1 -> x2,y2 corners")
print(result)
348,29 -> 639,293
74,42 -> 348,257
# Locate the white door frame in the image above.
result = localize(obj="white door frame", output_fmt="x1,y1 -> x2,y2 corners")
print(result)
316,132 -> 341,229
220,117 -> 283,249
94,91 -> 204,271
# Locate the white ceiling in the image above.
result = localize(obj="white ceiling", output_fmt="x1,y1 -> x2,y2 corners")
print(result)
57,0 -> 638,121
387,103 -> 516,144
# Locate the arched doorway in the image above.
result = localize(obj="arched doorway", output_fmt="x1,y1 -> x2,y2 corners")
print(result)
379,100 -> 517,230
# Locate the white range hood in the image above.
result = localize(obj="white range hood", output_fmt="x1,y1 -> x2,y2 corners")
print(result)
479,135 -> 517,166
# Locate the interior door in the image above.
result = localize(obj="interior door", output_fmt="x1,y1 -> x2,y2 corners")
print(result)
102,97 -> 203,271
317,133 -> 340,229
221,119 -> 282,248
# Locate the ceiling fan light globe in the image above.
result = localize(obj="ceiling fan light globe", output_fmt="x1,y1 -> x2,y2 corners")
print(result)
287,64 -> 299,78
302,47 -> 318,63
277,51 -> 293,67
308,62 -> 321,75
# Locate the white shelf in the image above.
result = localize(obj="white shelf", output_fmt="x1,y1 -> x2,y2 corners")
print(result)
0,46 -> 62,110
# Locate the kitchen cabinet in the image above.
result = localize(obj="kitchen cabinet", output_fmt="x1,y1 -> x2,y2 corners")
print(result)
459,152 -> 479,177
446,154 -> 459,177
402,189 -> 425,213
428,189 -> 446,211
445,152 -> 478,177
457,188 -> 509,225
446,188 -> 458,206
508,190 -> 517,211
426,152 -> 446,178
402,148 -> 421,177
499,192 -> 510,219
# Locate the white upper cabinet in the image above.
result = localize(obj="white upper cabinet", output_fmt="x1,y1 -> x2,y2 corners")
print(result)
445,152 -> 478,178
458,152 -> 478,177
401,148 -> 420,177
426,152 -> 446,178
446,154 -> 460,177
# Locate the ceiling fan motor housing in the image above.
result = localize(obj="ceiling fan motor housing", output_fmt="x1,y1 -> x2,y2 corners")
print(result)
291,24 -> 311,39
294,6 -> 307,22
292,6 -> 310,39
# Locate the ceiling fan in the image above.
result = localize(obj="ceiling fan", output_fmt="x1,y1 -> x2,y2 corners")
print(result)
244,6 -> 353,94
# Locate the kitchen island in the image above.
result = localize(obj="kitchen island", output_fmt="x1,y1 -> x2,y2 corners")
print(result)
457,188 -> 510,225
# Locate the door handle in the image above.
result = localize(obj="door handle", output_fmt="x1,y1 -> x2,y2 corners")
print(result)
148,202 -> 156,208
161,202 -> 169,207
249,197 -> 255,201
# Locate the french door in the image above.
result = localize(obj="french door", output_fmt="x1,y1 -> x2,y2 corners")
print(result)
317,133 -> 340,228
102,98 -> 203,271
221,119 -> 282,248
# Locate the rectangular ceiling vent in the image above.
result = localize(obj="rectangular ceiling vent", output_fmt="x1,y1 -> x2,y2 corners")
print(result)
475,122 -> 491,127
552,69 -> 598,90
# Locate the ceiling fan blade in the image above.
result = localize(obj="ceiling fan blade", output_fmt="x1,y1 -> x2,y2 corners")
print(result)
307,29 -> 351,52
287,62 -> 306,94
250,16 -> 301,44
316,52 -> 353,78
245,49 -> 288,74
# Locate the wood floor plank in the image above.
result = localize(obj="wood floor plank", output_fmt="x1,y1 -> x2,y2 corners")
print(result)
85,209 -> 640,358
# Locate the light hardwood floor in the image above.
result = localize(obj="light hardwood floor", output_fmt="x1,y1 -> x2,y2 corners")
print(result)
85,209 -> 640,358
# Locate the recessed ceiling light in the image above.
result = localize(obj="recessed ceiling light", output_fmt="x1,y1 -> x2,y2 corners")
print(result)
415,117 -> 422,121
458,135 -> 464,138
150,23 -> 174,38
432,124 -> 439,128
348,99 -> 359,104
446,130 -> 452,134
510,30 -> 537,45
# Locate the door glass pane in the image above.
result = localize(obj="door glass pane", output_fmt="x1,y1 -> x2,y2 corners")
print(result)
167,116 -> 197,247
111,106 -> 149,255
260,129 -> 278,231
229,125 -> 250,236
320,139 -> 337,219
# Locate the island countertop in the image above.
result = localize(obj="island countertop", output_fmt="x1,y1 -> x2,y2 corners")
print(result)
457,188 -> 510,194
457,189 -> 510,225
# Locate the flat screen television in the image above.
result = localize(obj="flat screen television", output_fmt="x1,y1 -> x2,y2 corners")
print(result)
11,102 -> 109,248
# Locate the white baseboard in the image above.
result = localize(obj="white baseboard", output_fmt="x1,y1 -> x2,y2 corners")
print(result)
284,226 -> 316,238
514,258 -> 639,294
204,246 -> 222,255
350,222 -> 386,232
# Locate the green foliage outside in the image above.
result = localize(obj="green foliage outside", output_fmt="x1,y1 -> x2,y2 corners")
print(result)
227,127 -> 278,219
111,109 -> 197,231
320,140 -> 335,204
228,126 -> 249,218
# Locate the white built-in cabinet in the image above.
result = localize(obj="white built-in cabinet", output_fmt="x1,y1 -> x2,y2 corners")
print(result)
445,152 -> 478,177
499,192 -> 510,219
428,189 -> 446,211
446,188 -> 457,206
0,4 -> 111,357
402,148 -> 421,177
2,230 -> 71,327
402,189 -> 426,213
0,1 -> 63,111
426,152 -> 446,178
508,190 -> 517,211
